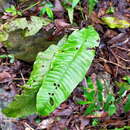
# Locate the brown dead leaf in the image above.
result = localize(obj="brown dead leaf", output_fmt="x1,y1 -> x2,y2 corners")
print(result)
90,12 -> 103,24
0,71 -> 12,83
103,29 -> 118,39
104,64 -> 113,74
55,19 -> 70,29
53,108 -> 73,116
0,43 -> 3,48
53,0 -> 64,12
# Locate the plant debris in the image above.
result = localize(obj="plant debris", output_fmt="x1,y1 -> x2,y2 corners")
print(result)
0,0 -> 130,129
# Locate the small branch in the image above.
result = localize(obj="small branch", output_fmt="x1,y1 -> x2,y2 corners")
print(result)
99,57 -> 130,70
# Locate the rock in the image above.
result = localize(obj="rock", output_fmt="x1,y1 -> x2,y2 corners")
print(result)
4,29 -> 60,62
0,16 -> 61,62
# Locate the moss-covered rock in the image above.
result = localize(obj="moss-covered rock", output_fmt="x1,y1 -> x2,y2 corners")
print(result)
0,16 -> 61,62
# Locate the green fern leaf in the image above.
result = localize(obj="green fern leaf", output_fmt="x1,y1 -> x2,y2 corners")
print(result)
2,45 -> 58,118
36,26 -> 100,116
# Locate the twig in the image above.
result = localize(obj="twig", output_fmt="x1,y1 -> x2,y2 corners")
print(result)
109,47 -> 119,76
117,55 -> 130,62
20,70 -> 26,84
111,46 -> 130,52
99,57 -> 130,70
22,1 -> 41,12
13,78 -> 28,81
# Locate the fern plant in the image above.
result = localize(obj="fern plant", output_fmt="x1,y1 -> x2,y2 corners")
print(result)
3,26 -> 100,117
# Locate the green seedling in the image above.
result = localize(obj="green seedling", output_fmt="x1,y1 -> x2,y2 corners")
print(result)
39,2 -> 54,19
0,54 -> 15,63
5,5 -> 22,16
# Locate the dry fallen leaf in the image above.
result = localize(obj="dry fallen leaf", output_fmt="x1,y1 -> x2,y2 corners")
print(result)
0,71 -> 12,83
55,19 -> 70,28
37,118 -> 54,129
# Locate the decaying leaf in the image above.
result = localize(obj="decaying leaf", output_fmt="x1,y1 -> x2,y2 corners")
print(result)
0,16 -> 51,43
0,31 -> 9,42
0,71 -> 12,83
101,16 -> 130,29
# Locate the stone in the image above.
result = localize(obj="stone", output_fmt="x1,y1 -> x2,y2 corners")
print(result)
0,16 -> 61,62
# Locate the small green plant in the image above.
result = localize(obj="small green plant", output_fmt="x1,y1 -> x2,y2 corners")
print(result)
39,1 -> 54,19
5,5 -> 22,16
35,118 -> 42,124
92,119 -> 99,126
78,76 -> 130,116
106,7 -> 115,14
62,0 -> 98,23
123,75 -> 130,84
78,77 -> 116,116
117,76 -> 130,112
62,0 -> 81,23
38,0 -> 98,23
0,54 -> 15,63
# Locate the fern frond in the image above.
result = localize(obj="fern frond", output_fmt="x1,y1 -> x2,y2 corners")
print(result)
36,26 -> 100,115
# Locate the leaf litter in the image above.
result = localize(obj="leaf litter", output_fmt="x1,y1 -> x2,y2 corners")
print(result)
0,0 -> 130,129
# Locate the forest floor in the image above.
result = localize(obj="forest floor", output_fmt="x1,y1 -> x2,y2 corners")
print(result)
0,0 -> 130,130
